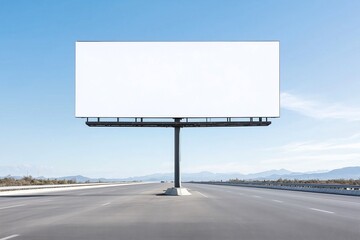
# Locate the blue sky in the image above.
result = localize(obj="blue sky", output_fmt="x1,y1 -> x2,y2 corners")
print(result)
0,0 -> 359,178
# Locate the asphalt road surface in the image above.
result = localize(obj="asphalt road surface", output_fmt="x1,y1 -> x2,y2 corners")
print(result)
0,183 -> 359,240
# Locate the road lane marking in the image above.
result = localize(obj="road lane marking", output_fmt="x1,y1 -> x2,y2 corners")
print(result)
223,189 -> 244,194
272,200 -> 284,203
37,199 -> 52,203
102,202 -> 111,206
0,234 -> 20,240
309,208 -> 334,214
197,191 -> 208,198
0,204 -> 26,210
252,195 -> 262,198
224,190 -> 244,196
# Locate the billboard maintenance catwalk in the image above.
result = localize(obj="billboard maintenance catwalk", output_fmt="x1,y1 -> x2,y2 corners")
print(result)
75,41 -> 280,195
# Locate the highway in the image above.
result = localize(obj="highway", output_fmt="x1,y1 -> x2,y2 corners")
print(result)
0,183 -> 359,240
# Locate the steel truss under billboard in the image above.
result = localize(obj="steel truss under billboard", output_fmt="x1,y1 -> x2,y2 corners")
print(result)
86,117 -> 271,128
76,41 -> 280,195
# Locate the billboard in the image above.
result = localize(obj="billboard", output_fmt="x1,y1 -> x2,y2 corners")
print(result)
75,41 -> 279,118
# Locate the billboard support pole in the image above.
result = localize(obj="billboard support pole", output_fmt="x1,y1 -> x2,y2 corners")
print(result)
163,118 -> 191,195
174,118 -> 181,188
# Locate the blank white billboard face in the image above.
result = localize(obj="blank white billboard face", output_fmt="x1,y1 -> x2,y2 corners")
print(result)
76,42 -> 279,118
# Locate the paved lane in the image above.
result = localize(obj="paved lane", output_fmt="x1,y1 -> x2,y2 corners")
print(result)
0,183 -> 359,240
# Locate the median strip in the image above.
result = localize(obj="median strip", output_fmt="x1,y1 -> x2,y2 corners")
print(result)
0,182 -> 150,196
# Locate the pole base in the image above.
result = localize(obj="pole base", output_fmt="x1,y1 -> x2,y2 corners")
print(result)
164,187 -> 192,196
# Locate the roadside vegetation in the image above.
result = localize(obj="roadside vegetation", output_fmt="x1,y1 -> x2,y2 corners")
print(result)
0,176 -> 76,187
228,178 -> 360,185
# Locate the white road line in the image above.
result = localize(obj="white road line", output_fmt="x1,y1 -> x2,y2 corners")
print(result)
197,191 -> 208,198
102,202 -> 111,206
309,208 -> 335,214
0,204 -> 26,210
252,195 -> 263,198
272,200 -> 284,203
224,190 -> 245,196
0,234 -> 20,240
37,199 -> 52,203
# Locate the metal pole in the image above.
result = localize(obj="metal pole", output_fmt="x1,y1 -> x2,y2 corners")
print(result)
174,118 -> 181,188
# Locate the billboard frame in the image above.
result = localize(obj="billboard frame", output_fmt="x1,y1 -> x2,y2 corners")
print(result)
85,117 -> 271,128
75,41 -> 280,119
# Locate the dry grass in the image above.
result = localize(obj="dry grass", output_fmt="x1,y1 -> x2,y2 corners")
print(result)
0,176 -> 76,187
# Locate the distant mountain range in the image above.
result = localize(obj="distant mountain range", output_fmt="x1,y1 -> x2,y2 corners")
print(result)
2,166 -> 360,182
266,166 -> 360,181
114,167 -> 360,182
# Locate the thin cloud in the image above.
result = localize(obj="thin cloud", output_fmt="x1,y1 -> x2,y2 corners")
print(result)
258,152 -> 360,173
281,92 -> 360,121
271,141 -> 360,153
266,132 -> 360,153
262,132 -> 360,171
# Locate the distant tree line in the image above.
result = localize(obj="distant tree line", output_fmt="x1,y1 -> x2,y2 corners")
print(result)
0,176 -> 76,186
228,178 -> 360,185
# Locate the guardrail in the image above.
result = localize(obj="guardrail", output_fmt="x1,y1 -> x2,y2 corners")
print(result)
191,181 -> 360,196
